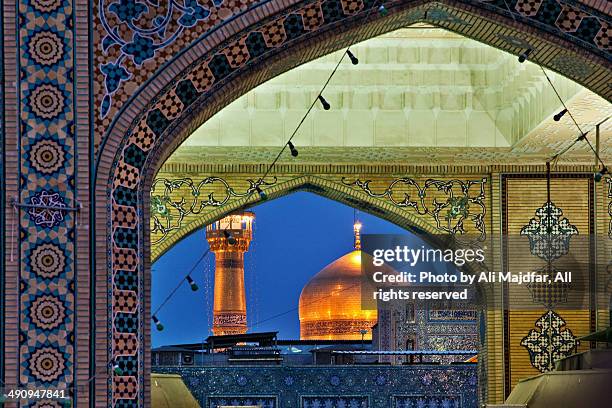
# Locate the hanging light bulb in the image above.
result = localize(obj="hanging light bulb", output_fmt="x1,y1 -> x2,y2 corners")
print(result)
186,275 -> 199,291
287,141 -> 298,157
223,229 -> 237,245
346,50 -> 359,65
317,95 -> 331,110
378,4 -> 388,15
152,315 -> 164,331
553,109 -> 567,121
594,167 -> 608,182
113,363 -> 124,376
518,48 -> 532,63
255,186 -> 268,200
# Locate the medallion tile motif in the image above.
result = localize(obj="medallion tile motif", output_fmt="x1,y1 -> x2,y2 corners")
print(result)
520,310 -> 578,372
17,0 -> 76,395
520,201 -> 578,261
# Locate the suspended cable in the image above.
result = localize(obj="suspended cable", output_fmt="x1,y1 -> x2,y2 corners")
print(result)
500,0 -> 609,174
151,248 -> 212,330
247,0 -> 384,197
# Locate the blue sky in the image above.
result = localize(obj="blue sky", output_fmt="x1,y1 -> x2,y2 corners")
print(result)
151,191 -> 408,346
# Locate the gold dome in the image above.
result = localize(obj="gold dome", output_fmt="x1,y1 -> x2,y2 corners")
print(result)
298,250 -> 377,340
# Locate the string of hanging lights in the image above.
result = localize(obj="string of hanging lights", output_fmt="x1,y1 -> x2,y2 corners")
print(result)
151,247 -> 211,331
536,66 -> 609,180
251,0 -> 388,191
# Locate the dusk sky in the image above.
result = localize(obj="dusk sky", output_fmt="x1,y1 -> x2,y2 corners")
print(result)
152,191 -> 410,346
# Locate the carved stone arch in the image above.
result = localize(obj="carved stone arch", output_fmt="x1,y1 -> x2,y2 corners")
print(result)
93,1 -> 612,407
150,174 -> 443,261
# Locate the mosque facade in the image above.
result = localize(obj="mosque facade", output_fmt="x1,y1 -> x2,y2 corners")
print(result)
1,0 -> 609,405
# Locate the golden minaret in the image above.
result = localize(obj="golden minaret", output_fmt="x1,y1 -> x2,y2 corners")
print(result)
205,212 -> 254,335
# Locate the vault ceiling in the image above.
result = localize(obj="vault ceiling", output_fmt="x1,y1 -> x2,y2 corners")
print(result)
167,26 -> 611,166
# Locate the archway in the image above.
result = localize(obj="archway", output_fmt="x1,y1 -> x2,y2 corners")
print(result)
149,189 -> 428,340
94,2 -> 611,407
149,189 -> 483,406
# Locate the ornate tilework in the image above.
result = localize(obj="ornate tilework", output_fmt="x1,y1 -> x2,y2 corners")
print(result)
520,201 -> 578,261
393,396 -> 460,408
27,191 -> 68,228
383,307 -> 478,366
0,0 -> 609,405
156,365 -> 478,408
17,0 -> 76,397
207,396 -> 276,408
526,265 -> 571,308
97,0 -> 222,118
150,176 -> 276,244
94,0 -> 263,149
548,53 -> 595,80
520,310 -> 578,372
342,177 -> 488,240
302,396 -> 368,407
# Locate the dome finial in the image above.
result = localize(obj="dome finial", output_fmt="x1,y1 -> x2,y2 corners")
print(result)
353,220 -> 362,250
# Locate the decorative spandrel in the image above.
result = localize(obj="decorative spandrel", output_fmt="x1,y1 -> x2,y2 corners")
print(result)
98,0 -> 223,118
520,310 -> 578,373
341,177 -> 487,240
520,201 -> 578,262
150,176 -> 275,244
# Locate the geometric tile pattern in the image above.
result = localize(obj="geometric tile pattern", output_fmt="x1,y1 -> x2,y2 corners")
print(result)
156,365 -> 478,408
520,310 -> 578,372
207,396 -> 276,408
302,396 -> 368,407
97,0 -> 219,119
520,201 -> 579,261
94,0 -> 262,151
18,0 -> 75,397
393,396 -> 461,408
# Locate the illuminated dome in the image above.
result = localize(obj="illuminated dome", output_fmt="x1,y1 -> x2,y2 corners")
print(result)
299,250 -> 377,340
299,222 -> 378,340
